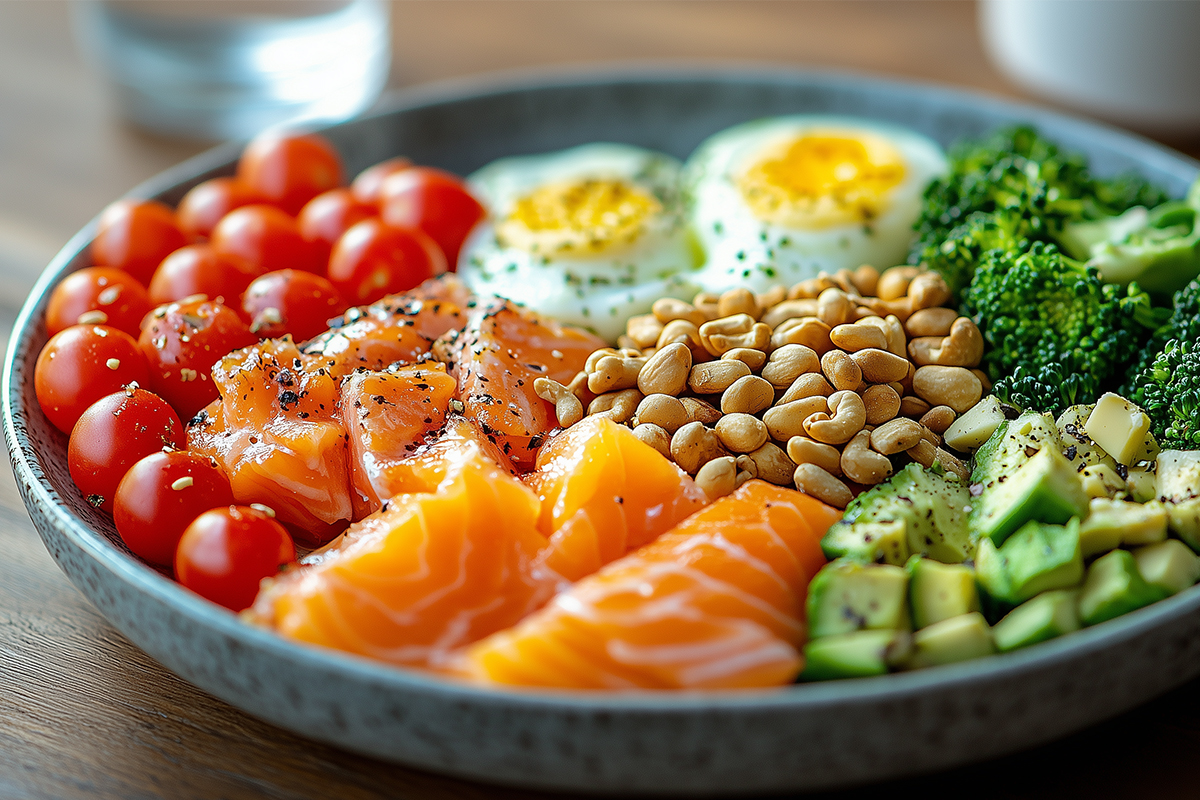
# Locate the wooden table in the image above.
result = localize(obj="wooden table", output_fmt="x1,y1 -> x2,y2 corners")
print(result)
2,3 -> 1198,798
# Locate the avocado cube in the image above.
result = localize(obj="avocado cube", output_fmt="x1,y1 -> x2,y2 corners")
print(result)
944,396 -> 1007,454
1133,540 -> 1200,595
1126,467 -> 1158,503
1057,404 -> 1115,470
905,612 -> 994,669
1157,450 -> 1200,503
799,629 -> 912,681
821,519 -> 909,566
1080,464 -> 1127,500
976,518 -> 1084,607
1168,498 -> 1200,552
1078,549 -> 1169,626
973,444 -> 1089,547
992,589 -> 1081,652
907,557 -> 980,629
807,559 -> 909,638
1078,498 -> 1168,557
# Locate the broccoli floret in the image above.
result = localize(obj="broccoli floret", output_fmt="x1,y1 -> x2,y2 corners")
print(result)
1127,340 -> 1200,449
1128,277 -> 1200,378
963,242 -> 1158,416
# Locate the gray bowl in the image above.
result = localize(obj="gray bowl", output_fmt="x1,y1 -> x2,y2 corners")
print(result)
5,67 -> 1200,796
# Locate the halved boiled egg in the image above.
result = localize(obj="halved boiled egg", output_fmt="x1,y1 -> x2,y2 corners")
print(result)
457,143 -> 700,341
684,116 -> 948,293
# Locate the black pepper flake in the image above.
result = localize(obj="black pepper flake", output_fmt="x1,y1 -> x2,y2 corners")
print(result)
279,390 -> 301,410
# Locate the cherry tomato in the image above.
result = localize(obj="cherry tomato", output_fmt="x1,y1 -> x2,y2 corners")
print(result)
45,267 -> 151,338
35,325 -> 150,433
139,298 -> 257,420
350,156 -> 412,206
242,269 -> 348,342
297,188 -> 376,267
211,204 -> 323,275
148,244 -> 264,307
114,450 -> 235,566
236,132 -> 344,216
91,199 -> 187,285
175,505 -> 296,611
328,219 -> 446,305
177,177 -> 262,240
67,387 -> 183,513
379,167 -> 486,268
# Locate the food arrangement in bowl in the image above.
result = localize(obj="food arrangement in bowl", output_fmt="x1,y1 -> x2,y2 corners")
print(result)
28,106 -> 1200,692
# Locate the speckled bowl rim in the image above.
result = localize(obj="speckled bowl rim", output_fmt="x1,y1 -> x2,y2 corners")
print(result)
6,61 -> 1200,770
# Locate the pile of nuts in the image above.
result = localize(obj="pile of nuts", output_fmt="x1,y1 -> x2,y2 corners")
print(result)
534,265 -> 988,508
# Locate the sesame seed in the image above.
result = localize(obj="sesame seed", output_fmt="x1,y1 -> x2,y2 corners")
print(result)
97,287 -> 120,306
250,503 -> 276,518
105,358 -> 120,370
78,310 -> 108,324
170,476 -> 193,491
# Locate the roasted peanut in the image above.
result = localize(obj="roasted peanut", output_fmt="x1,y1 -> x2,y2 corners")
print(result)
626,314 -> 666,348
831,269 -> 859,294
877,266 -> 921,300
588,355 -> 646,394
829,323 -> 887,352
786,435 -> 842,476
920,405 -> 957,435
972,369 -> 993,394
698,313 -> 754,340
936,447 -> 970,481
636,393 -> 689,433
907,272 -> 952,310
715,413 -> 769,453
861,383 -> 901,426
756,285 -> 787,310
616,335 -> 640,351
585,347 -> 619,373
912,365 -> 983,414
850,348 -> 910,384
772,317 -> 833,353
680,396 -> 723,425
761,344 -> 820,388
736,453 -> 758,478
590,388 -> 642,423
692,291 -> 721,321
817,288 -> 855,327
789,276 -> 838,300
794,463 -> 853,508
534,377 -> 584,428
907,438 -> 937,468
720,375 -> 775,415
857,295 -> 913,323
747,442 -> 795,485
899,395 -> 932,418
695,456 -> 738,499
904,307 -> 958,338
637,342 -> 692,396
779,372 -> 835,404
689,359 -> 751,394
908,317 -> 984,368
821,349 -> 863,392
652,297 -> 707,326
764,396 -> 828,441
705,322 -> 771,356
670,422 -> 728,474
841,430 -> 894,486
761,299 -> 819,328
567,370 -> 593,402
852,265 -> 880,297
717,287 -> 761,320
900,360 -> 917,395
870,417 -> 924,455
656,319 -> 703,353
804,390 -> 867,445
722,347 -> 767,371
633,423 -> 672,458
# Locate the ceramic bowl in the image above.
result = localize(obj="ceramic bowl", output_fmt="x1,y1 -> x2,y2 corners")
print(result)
6,67 -> 1200,796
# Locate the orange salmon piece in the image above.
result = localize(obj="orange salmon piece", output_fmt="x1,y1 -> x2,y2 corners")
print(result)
529,417 -> 708,583
457,481 -> 840,690
188,337 -> 351,544
250,451 -> 555,669
445,300 -> 604,470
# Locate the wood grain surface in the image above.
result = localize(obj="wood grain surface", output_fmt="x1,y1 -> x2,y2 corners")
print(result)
2,3 -> 1199,798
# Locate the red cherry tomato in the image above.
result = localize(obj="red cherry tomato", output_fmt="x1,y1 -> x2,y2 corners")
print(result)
115,450 -> 235,566
139,298 -> 257,420
91,199 -> 187,285
236,132 -> 344,216
177,177 -> 262,240
175,505 -> 296,611
350,157 -> 412,206
242,269 -> 348,342
379,167 -> 486,268
35,325 -> 150,433
328,219 -> 446,305
45,267 -> 152,338
67,387 -> 183,513
211,204 -> 322,275
148,243 -> 264,307
297,188 -> 376,267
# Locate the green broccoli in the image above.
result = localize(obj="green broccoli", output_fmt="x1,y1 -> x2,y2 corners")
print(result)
1128,277 -> 1200,378
963,242 -> 1159,416
1127,340 -> 1200,449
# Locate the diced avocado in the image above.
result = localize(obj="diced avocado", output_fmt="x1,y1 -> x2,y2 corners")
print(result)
976,518 -> 1084,608
1084,393 -> 1154,466
1057,404 -> 1116,470
821,463 -> 972,566
1080,464 -> 1127,500
1078,498 -> 1168,557
1157,450 -> 1200,503
1167,498 -> 1200,552
1133,540 -> 1200,595
944,396 -> 1008,454
972,444 -> 1089,547
992,590 -> 1081,652
907,556 -> 980,629
799,629 -> 912,681
807,559 -> 910,638
1126,466 -> 1158,503
905,612 -> 994,669
1078,549 -> 1169,626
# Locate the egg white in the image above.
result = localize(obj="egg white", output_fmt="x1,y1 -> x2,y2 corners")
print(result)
683,115 -> 948,294
457,143 -> 701,342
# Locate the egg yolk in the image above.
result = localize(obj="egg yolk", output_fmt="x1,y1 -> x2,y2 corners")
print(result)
737,132 -> 906,229
497,179 -> 662,255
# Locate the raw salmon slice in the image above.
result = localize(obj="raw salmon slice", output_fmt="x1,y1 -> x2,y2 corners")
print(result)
457,481 -> 840,690
249,449 -> 555,669
188,337 -> 352,544
441,299 -> 604,470
529,416 -> 708,583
